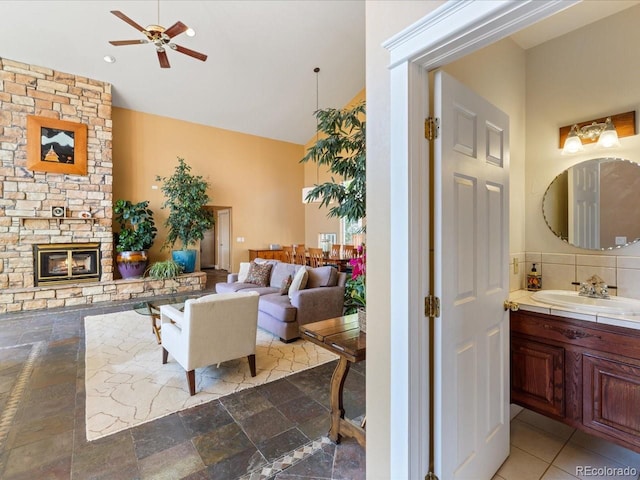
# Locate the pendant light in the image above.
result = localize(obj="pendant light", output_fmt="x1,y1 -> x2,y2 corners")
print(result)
302,67 -> 321,203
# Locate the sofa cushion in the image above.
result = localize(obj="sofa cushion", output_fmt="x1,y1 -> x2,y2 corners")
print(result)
288,267 -> 308,300
237,262 -> 251,283
259,294 -> 297,323
215,282 -> 279,296
245,261 -> 273,286
270,262 -> 303,288
279,275 -> 293,295
306,266 -> 338,288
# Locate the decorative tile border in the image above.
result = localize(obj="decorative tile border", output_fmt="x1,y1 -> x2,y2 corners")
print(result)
0,341 -> 45,452
239,436 -> 332,480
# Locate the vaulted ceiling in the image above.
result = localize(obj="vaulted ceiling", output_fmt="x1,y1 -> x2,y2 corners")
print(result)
1,1 -> 637,145
0,1 -> 365,145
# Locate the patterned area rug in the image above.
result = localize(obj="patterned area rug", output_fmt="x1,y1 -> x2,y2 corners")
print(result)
84,310 -> 337,441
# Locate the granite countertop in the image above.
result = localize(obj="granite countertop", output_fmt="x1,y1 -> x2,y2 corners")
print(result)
508,289 -> 640,331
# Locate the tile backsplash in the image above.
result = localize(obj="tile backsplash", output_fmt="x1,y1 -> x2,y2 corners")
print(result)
510,252 -> 640,300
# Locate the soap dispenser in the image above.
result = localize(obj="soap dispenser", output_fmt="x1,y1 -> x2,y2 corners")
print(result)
527,263 -> 542,291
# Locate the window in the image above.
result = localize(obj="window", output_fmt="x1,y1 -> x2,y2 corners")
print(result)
318,233 -> 337,251
341,218 -> 362,245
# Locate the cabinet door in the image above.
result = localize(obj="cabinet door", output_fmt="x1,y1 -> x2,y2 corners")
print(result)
511,335 -> 564,417
583,354 -> 640,449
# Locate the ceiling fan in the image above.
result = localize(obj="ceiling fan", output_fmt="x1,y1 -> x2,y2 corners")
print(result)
108,10 -> 208,68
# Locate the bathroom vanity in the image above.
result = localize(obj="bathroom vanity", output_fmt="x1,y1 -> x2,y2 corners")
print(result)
510,301 -> 640,453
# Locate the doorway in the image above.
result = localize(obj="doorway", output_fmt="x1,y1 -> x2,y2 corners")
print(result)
383,2 -> 574,478
201,206 -> 232,272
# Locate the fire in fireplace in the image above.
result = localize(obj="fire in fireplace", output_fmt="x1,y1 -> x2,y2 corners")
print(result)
33,243 -> 101,286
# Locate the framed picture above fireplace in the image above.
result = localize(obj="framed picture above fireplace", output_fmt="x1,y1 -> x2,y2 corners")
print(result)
27,116 -> 88,175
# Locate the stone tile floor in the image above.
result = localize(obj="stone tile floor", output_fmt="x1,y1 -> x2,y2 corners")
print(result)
0,270 -> 365,479
5,269 -> 638,479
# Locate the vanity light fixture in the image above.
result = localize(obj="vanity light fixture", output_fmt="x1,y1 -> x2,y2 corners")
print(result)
559,111 -> 636,155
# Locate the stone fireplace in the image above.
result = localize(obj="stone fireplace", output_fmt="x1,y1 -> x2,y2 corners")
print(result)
0,58 -> 205,313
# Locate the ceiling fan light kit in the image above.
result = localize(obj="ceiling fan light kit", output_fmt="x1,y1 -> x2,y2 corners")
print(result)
108,10 -> 207,68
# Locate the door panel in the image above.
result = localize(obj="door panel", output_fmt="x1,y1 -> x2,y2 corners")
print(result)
434,70 -> 510,479
217,209 -> 231,271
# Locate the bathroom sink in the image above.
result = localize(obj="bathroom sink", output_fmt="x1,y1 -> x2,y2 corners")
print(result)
531,290 -> 640,316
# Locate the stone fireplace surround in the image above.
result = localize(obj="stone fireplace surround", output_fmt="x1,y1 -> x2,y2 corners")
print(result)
0,58 -> 205,313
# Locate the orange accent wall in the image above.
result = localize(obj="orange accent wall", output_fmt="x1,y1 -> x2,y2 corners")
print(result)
112,108 -> 306,272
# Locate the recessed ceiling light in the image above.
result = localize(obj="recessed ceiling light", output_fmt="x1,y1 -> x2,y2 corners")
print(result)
185,28 -> 196,37
103,55 -> 116,63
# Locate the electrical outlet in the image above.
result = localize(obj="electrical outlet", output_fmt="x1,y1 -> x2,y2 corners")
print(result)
513,258 -> 519,274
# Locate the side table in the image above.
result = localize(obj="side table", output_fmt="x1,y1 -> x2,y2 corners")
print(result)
133,296 -> 187,344
299,314 -> 366,447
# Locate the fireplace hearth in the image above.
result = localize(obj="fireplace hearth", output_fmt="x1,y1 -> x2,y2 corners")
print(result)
34,243 -> 101,286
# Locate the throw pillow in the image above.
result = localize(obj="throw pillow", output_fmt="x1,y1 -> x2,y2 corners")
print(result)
245,262 -> 273,287
238,262 -> 251,283
279,275 -> 293,295
288,267 -> 309,300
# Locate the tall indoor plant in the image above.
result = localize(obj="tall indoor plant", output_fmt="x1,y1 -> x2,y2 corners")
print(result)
113,199 -> 157,279
156,157 -> 214,273
300,100 -> 366,223
300,101 -> 366,324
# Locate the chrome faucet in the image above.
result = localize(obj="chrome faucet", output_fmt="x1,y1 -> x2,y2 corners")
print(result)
578,275 -> 610,299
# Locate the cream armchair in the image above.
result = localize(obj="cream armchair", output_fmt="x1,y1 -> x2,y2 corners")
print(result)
160,291 -> 260,395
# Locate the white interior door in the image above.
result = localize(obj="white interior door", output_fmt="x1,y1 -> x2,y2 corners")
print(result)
217,209 -> 231,271
434,70 -> 510,480
568,161 -> 600,249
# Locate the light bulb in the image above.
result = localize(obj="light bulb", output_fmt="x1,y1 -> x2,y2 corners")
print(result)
562,125 -> 583,155
597,118 -> 620,148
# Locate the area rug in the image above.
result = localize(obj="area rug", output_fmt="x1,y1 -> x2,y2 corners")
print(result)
84,309 -> 337,441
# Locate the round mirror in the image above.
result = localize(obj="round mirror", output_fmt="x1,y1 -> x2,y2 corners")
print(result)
542,158 -> 640,250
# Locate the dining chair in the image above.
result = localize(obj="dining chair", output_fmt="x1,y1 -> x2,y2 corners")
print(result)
282,245 -> 294,264
342,245 -> 356,259
294,245 -> 307,265
329,244 -> 342,259
308,247 -> 324,268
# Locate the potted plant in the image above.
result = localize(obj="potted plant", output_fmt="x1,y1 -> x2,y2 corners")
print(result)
301,102 -> 367,330
113,199 -> 157,279
156,157 -> 214,273
146,259 -> 184,279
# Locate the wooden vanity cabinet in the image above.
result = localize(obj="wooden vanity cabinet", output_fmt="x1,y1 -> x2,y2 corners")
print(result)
510,309 -> 640,453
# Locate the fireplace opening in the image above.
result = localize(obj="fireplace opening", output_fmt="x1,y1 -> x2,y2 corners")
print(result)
34,243 -> 101,286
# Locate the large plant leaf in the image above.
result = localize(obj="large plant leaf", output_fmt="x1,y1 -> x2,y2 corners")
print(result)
300,101 -> 365,223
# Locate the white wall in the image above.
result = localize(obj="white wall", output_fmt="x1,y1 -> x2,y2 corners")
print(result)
365,2 -> 443,478
525,4 -> 640,256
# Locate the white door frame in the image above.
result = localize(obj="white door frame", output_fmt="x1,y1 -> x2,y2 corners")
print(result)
216,208 -> 231,272
382,1 -> 578,478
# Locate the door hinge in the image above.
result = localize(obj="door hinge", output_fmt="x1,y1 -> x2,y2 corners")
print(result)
425,472 -> 439,480
425,117 -> 440,141
425,295 -> 440,318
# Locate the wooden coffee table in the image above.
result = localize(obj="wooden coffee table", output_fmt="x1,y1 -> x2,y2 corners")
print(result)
299,314 -> 366,447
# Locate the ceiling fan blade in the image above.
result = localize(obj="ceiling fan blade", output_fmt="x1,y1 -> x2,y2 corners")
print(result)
172,44 -> 208,62
164,21 -> 188,39
110,10 -> 147,33
109,40 -> 147,46
157,49 -> 171,68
